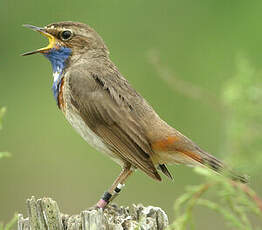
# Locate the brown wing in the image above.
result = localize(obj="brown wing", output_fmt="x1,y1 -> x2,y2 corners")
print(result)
67,64 -> 161,181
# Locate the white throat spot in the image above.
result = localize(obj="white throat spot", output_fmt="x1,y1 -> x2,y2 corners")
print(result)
53,67 -> 62,83
53,72 -> 60,82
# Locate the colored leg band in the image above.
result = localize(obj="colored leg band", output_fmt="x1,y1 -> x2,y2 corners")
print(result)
96,199 -> 107,209
115,187 -> 121,193
102,191 -> 112,202
114,183 -> 125,193
96,191 -> 112,208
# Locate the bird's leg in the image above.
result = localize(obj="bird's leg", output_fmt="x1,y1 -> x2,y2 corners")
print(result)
108,168 -> 133,204
96,164 -> 133,209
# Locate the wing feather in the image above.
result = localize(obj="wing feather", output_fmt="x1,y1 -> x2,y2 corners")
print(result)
68,65 -> 161,181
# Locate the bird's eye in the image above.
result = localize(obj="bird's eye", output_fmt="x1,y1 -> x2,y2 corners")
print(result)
60,30 -> 72,41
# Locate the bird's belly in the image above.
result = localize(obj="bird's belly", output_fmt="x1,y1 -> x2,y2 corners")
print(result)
64,105 -> 124,166
65,107 -> 109,153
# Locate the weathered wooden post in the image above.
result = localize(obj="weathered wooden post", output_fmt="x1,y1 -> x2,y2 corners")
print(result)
18,197 -> 169,230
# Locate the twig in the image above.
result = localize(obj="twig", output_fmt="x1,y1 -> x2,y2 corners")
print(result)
147,50 -> 225,113
231,181 -> 262,213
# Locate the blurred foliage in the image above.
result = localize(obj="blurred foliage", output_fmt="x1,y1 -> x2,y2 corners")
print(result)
223,55 -> 262,175
165,56 -> 262,229
0,110 -> 14,229
0,107 -> 6,130
0,107 -> 10,158
0,152 -> 11,159
168,167 -> 262,230
0,214 -> 17,230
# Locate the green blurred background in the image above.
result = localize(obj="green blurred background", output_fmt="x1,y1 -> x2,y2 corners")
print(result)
1,0 -> 262,229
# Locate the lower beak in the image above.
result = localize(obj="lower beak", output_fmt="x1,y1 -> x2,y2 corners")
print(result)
22,24 -> 56,56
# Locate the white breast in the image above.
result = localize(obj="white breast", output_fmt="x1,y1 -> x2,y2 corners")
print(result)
65,107 -> 110,154
61,76 -> 124,166
64,104 -> 124,166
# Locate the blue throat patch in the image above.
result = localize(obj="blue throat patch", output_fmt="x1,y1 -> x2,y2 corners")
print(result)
44,47 -> 72,105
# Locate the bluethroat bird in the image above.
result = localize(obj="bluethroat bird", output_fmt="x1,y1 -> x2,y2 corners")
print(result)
22,21 -> 247,209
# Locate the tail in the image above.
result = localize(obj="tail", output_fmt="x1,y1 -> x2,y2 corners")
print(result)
152,134 -> 248,183
183,148 -> 248,183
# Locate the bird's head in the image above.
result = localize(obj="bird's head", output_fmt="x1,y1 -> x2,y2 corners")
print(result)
22,21 -> 109,68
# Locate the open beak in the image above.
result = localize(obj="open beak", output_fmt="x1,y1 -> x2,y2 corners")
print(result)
22,24 -> 56,56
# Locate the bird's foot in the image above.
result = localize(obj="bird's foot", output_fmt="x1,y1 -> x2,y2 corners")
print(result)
87,191 -> 112,211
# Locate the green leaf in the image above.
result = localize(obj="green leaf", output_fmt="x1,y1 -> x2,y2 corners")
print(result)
0,214 -> 17,230
197,199 -> 246,229
0,152 -> 11,159
0,107 -> 6,130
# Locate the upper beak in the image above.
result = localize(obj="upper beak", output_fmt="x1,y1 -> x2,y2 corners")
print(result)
21,24 -> 56,56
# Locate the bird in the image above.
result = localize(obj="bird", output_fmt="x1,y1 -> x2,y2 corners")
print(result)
22,21 -> 247,209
